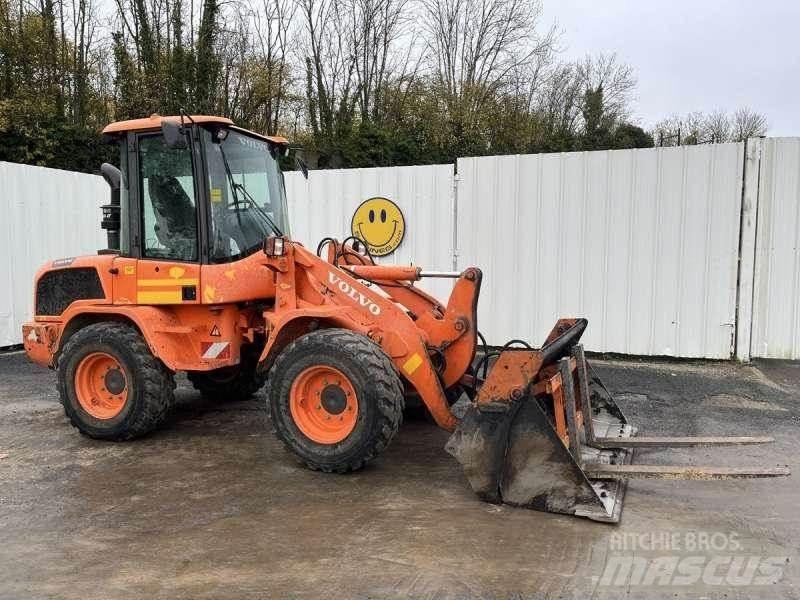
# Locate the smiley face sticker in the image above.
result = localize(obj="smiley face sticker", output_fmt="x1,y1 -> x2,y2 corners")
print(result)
351,197 -> 405,256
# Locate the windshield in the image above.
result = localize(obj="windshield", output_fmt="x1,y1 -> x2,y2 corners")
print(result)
203,127 -> 290,262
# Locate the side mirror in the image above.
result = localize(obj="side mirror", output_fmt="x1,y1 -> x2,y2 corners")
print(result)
161,120 -> 188,149
295,155 -> 309,179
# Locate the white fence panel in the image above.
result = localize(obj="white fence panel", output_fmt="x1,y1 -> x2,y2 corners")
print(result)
10,138 -> 797,361
0,162 -> 107,347
285,164 -> 455,299
456,144 -> 745,357
750,138 -> 800,358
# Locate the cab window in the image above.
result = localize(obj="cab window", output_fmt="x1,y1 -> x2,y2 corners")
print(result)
203,128 -> 289,262
138,134 -> 198,261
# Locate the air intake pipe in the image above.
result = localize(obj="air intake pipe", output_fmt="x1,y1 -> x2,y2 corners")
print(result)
100,163 -> 121,251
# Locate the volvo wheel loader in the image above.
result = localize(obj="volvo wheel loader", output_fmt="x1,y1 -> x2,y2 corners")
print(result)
23,114 -> 789,522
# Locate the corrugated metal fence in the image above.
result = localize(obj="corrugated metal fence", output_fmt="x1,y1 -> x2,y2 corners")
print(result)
456,144 -> 745,357
2,139 -> 799,359
0,161 -> 107,347
749,138 -> 800,358
284,164 -> 455,300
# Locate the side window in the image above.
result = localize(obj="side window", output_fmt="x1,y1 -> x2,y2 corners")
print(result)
138,135 -> 198,261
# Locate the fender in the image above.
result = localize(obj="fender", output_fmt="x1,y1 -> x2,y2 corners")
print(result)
28,302 -> 245,372
257,306 -> 358,373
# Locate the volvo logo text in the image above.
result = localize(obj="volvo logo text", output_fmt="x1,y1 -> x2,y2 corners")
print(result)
328,272 -> 382,315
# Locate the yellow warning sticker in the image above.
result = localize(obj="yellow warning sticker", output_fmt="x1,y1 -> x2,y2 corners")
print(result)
402,353 -> 423,376
123,265 -> 135,276
211,188 -> 223,203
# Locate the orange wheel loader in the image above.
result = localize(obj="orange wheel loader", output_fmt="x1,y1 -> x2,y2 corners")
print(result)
22,115 -> 789,522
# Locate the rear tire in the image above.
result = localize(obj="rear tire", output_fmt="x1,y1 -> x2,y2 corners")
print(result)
267,329 -> 404,473
187,346 -> 265,401
57,322 -> 175,440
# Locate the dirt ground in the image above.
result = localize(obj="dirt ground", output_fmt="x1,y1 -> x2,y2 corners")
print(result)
0,350 -> 797,599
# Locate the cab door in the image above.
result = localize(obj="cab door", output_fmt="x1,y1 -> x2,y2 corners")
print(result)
112,131 -> 201,306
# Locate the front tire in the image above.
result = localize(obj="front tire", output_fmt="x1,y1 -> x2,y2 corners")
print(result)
57,322 -> 175,440
267,329 -> 404,473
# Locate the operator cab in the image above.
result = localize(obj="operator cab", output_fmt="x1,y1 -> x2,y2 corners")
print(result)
101,114 -> 291,265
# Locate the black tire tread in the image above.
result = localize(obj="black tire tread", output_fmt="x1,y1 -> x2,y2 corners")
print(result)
57,322 -> 175,440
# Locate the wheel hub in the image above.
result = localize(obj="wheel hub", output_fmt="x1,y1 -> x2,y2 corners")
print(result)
104,368 -> 126,395
289,365 -> 358,444
74,352 -> 128,420
321,384 -> 347,415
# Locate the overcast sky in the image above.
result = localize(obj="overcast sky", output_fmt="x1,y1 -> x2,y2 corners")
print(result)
543,1 -> 799,136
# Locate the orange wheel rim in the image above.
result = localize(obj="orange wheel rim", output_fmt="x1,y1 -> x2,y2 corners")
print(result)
289,365 -> 358,444
74,352 -> 128,419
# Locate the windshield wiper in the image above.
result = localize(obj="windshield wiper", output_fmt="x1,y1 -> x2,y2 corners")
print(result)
218,144 -> 284,237
232,181 -> 284,237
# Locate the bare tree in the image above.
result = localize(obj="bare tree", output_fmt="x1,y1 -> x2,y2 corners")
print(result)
420,0 -> 556,128
651,114 -> 683,146
252,0 -> 296,133
346,0 -> 413,123
216,1 -> 296,135
70,0 -> 100,125
653,107 -> 769,146
732,106 -> 768,141
536,62 -> 583,141
3,0 -> 775,171
576,53 -> 636,124
218,8 -> 250,117
703,109 -> 731,143
296,0 -> 357,150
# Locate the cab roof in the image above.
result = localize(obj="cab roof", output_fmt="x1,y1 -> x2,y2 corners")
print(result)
102,114 -> 289,145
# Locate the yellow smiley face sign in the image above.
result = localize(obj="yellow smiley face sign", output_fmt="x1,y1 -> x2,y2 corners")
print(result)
351,197 -> 405,256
